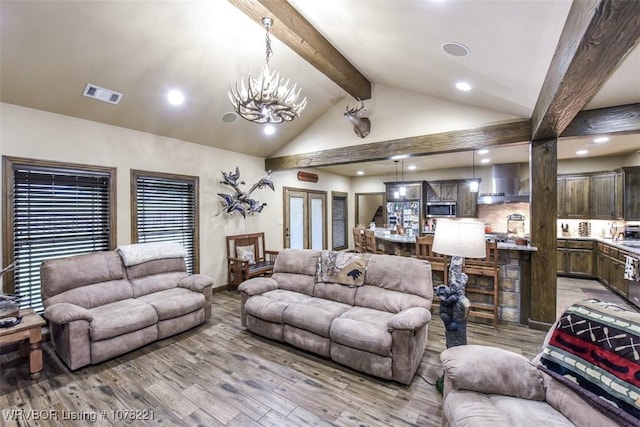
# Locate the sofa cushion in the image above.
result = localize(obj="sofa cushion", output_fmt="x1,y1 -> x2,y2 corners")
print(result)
273,249 -> 320,276
283,298 -> 351,337
245,290 -> 312,324
41,251 -> 133,309
364,255 -> 432,300
441,345 -> 545,401
136,288 -> 204,320
443,390 -> 574,427
129,271 -> 190,298
355,285 -> 430,313
89,299 -> 158,341
330,307 -> 395,356
313,282 -> 357,306
272,273 -> 316,296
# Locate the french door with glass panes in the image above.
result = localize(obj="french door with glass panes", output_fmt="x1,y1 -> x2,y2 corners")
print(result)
284,188 -> 326,249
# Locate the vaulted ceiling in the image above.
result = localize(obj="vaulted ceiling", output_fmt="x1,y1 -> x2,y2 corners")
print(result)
1,1 -> 638,175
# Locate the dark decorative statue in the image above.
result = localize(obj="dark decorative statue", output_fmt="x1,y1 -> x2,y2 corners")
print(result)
435,256 -> 471,348
217,167 -> 274,218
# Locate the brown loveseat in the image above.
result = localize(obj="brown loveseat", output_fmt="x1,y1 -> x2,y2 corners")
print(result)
440,299 -> 639,427
41,242 -> 213,370
238,249 -> 433,384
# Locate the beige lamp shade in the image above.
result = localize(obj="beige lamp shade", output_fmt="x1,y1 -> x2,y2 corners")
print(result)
432,219 -> 486,258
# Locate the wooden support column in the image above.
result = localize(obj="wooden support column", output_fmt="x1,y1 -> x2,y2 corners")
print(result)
529,138 -> 557,330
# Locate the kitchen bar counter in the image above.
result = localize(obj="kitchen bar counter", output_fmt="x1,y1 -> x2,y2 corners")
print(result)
371,228 -> 535,324
373,229 -> 538,252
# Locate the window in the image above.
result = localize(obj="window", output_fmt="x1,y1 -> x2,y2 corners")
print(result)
332,191 -> 348,251
3,157 -> 116,312
132,170 -> 199,273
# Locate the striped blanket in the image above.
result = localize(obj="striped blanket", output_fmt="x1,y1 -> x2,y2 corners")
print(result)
539,299 -> 640,427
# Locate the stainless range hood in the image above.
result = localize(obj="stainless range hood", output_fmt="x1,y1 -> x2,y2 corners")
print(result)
478,163 -> 530,204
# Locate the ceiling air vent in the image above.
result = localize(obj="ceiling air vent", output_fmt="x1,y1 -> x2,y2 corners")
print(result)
82,83 -> 122,105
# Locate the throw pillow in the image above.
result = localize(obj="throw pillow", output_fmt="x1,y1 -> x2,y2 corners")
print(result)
236,245 -> 256,265
317,251 -> 369,287
538,299 -> 640,426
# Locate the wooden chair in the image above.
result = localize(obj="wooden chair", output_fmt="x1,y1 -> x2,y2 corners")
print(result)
363,229 -> 384,254
463,241 -> 499,328
415,235 -> 448,284
352,225 -> 365,253
226,232 -> 279,288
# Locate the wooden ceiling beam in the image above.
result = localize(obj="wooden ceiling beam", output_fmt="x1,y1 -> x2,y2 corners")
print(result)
530,0 -> 640,141
228,0 -> 371,100
560,103 -> 640,138
265,120 -> 531,171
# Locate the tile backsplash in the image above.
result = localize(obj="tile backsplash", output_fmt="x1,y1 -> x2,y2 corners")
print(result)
478,202 -> 530,234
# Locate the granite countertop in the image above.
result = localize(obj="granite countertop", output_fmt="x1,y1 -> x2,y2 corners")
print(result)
373,230 -> 538,251
558,235 -> 640,256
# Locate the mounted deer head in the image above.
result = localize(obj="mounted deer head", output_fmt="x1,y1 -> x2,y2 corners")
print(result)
344,99 -> 371,138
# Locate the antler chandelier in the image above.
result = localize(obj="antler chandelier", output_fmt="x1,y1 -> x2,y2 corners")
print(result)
229,17 -> 307,124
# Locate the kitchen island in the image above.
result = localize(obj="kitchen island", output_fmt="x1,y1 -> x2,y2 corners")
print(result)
373,229 -> 537,324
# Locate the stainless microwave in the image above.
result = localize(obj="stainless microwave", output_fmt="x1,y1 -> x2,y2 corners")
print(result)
426,201 -> 457,217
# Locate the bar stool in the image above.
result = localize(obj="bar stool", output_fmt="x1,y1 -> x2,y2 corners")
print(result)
463,241 -> 499,328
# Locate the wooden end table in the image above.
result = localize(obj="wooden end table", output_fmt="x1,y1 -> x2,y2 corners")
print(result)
0,309 -> 46,379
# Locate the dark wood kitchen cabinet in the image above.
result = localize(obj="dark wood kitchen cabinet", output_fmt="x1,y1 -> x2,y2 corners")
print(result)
590,172 -> 615,219
557,175 -> 590,219
456,181 -> 478,217
557,239 -> 594,277
615,169 -> 625,220
426,182 -> 457,202
622,167 -> 640,220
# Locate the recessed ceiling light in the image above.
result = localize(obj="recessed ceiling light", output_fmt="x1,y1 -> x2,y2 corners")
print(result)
408,165 -> 417,170
390,155 -> 408,160
480,158 -> 490,164
167,90 -> 184,106
441,42 -> 470,57
477,149 -> 489,155
264,125 -> 276,135
357,170 -> 364,175
576,149 -> 589,155
455,82 -> 471,92
592,136 -> 609,144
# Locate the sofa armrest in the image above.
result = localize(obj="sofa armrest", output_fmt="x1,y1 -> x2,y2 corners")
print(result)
44,303 -> 93,324
440,345 -> 545,401
387,307 -> 431,331
238,277 -> 278,296
179,274 -> 214,292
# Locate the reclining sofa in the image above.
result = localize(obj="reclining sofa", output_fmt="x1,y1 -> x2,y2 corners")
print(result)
440,299 -> 639,426
41,242 -> 213,370
238,249 -> 433,384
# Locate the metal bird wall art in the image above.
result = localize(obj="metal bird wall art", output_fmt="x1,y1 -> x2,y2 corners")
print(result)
217,167 -> 274,218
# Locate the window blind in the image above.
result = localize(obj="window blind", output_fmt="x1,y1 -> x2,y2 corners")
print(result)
12,167 -> 111,312
332,194 -> 347,250
135,175 -> 196,273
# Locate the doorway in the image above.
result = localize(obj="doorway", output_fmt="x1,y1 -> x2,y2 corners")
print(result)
355,192 -> 384,227
283,187 -> 327,249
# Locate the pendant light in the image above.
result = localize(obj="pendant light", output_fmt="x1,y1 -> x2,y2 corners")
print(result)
399,158 -> 406,197
470,150 -> 479,193
393,160 -> 400,199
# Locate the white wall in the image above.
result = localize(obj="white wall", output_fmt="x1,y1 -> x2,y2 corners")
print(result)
273,83 -> 521,157
0,103 -> 349,290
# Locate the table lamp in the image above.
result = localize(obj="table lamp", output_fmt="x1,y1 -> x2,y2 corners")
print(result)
432,219 -> 486,348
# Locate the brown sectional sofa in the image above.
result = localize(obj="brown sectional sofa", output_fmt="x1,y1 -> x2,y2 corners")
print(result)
41,242 -> 213,370
238,249 -> 433,384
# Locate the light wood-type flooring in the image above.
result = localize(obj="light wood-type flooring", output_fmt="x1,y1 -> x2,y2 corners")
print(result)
0,278 -> 635,426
